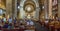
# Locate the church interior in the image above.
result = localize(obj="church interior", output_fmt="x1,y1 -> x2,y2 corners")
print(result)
0,0 -> 60,31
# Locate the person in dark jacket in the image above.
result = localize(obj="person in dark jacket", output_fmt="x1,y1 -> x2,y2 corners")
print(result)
3,22 -> 9,28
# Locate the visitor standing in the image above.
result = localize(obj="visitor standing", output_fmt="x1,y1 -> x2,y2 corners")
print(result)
8,17 -> 12,24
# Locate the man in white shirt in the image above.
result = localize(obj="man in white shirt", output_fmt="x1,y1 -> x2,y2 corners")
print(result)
8,17 -> 12,23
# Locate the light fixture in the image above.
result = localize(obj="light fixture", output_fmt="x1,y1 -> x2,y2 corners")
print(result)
18,6 -> 20,9
42,6 -> 44,9
24,5 -> 35,13
27,6 -> 31,11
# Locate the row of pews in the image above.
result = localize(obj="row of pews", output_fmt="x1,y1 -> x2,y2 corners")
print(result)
40,19 -> 60,31
0,28 -> 25,31
0,27 -> 35,31
0,25 -> 35,31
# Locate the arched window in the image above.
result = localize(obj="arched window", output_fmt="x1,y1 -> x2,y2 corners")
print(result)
0,9 -> 3,15
0,8 -> 6,15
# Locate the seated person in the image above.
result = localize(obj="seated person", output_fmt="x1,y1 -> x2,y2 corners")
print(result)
3,22 -> 9,28
8,23 -> 14,29
0,23 -> 3,30
26,20 -> 34,26
14,23 -> 19,29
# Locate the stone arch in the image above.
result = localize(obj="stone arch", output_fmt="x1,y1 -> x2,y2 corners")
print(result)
19,0 -> 40,20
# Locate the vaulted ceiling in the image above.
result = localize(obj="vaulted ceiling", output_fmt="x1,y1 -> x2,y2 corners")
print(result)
1,0 -> 44,9
1,0 -> 44,6
17,0 -> 44,5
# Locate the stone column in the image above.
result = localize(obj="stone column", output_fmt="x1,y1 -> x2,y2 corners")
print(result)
6,0 -> 12,17
58,0 -> 60,18
44,0 -> 49,19
12,0 -> 17,18
14,0 -> 17,18
48,0 -> 52,19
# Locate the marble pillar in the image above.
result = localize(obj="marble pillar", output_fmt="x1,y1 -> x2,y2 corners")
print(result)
58,0 -> 60,18
14,0 -> 17,18
6,0 -> 12,17
44,0 -> 49,19
48,0 -> 52,19
12,0 -> 17,18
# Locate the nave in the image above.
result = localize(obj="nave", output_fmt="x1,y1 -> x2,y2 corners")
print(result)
0,0 -> 60,31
